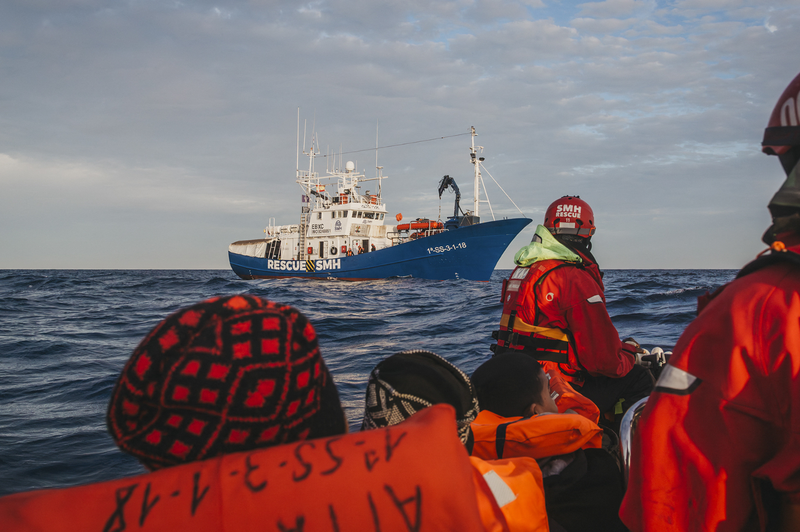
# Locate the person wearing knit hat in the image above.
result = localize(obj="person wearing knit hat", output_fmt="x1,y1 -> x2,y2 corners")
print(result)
360,350 -> 479,444
107,294 -> 347,471
361,350 -> 555,531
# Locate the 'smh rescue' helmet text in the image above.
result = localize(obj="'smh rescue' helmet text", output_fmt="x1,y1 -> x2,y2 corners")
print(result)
544,196 -> 596,239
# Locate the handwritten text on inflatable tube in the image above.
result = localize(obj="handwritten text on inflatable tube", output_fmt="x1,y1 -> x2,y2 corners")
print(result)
101,428 -> 413,532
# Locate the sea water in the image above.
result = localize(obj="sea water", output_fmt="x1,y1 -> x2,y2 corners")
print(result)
0,269 -> 735,495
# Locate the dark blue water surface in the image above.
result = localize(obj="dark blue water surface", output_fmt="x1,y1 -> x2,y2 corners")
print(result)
0,269 -> 735,495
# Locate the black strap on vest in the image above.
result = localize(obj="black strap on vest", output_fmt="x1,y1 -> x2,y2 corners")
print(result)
736,250 -> 800,279
495,418 -> 525,459
507,311 -> 518,345
490,331 -> 570,363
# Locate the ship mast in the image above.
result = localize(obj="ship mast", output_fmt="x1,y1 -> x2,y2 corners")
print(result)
469,126 -> 484,218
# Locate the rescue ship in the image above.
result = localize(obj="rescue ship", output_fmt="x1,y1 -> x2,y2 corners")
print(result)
228,126 -> 532,281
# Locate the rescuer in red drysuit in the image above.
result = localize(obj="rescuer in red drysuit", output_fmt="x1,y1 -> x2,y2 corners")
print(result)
620,71 -> 800,532
492,196 -> 653,416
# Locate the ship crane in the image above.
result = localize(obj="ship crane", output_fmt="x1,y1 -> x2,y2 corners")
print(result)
438,175 -> 463,219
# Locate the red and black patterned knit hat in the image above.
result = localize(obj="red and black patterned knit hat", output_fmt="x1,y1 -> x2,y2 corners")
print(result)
107,295 -> 346,470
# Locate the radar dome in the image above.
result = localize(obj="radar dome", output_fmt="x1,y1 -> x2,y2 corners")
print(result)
345,161 -> 355,172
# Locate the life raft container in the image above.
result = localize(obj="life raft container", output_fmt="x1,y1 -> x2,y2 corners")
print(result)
396,219 -> 444,231
0,405 -> 493,532
471,409 -> 603,461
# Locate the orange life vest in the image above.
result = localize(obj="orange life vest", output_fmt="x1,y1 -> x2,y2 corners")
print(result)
0,405 -> 502,532
546,369 -> 600,424
470,409 -> 603,461
470,456 -> 550,532
492,261 -> 579,374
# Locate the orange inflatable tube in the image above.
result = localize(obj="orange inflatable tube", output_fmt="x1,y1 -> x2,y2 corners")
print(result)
470,409 -> 603,461
0,405 -> 491,532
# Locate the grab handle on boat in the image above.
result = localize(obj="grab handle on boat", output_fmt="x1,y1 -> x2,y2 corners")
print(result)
620,396 -> 649,490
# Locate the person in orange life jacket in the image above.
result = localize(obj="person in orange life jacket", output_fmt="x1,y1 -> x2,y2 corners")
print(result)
620,72 -> 800,532
492,195 -> 654,417
471,353 -> 627,532
361,350 -> 552,532
107,294 -> 348,471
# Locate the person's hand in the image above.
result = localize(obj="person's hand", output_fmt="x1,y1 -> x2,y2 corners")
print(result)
623,337 -> 648,363
623,337 -> 640,348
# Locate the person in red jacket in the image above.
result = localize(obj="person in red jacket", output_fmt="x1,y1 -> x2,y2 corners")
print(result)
619,72 -> 800,531
492,196 -> 653,416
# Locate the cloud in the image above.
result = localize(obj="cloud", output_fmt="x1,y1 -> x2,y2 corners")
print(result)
0,0 -> 798,269
576,0 -> 656,19
571,16 -> 638,33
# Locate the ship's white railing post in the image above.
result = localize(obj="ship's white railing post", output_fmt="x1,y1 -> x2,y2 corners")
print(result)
265,217 -> 276,237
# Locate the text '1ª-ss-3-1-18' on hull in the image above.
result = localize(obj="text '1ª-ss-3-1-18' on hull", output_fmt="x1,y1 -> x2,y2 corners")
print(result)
228,125 -> 532,281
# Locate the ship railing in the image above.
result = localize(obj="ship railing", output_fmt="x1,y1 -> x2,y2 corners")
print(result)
387,231 -> 406,246
408,229 -> 446,240
387,227 -> 446,245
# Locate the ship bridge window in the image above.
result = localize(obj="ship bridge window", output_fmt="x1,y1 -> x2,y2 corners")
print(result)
365,212 -> 375,219
343,210 -> 348,218
379,213 -> 385,220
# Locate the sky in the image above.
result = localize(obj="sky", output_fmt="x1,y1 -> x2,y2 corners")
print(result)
2,0 -> 799,270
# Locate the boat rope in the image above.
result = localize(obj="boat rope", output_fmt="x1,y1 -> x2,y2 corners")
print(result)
316,132 -> 472,158
481,174 -> 495,221
480,163 -> 528,218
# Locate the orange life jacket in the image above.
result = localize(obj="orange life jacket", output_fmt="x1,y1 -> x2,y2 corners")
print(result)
470,456 -> 550,532
492,261 -> 582,381
0,405 -> 503,532
546,369 -> 600,424
470,409 -> 603,461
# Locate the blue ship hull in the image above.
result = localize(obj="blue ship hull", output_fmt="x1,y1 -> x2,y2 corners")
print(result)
229,218 -> 531,281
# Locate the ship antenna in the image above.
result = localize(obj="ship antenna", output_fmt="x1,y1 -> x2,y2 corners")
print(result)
375,119 -> 379,177
296,108 -> 300,178
302,119 -> 307,156
376,119 -> 382,198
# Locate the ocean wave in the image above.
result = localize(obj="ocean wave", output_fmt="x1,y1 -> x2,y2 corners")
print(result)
0,268 -> 732,495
